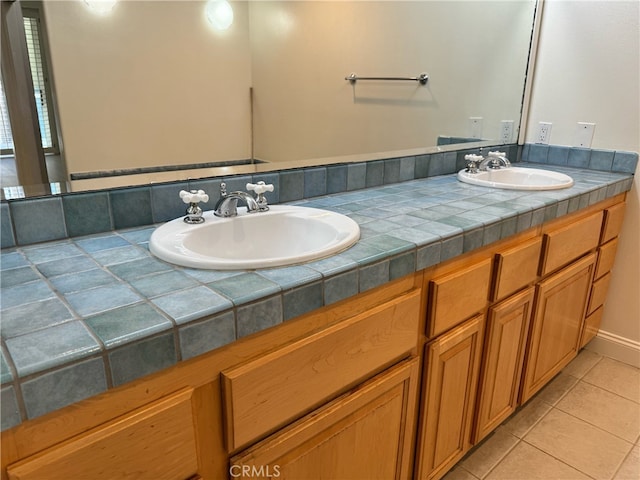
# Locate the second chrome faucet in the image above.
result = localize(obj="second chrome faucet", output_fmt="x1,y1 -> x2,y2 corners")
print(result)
213,181 -> 274,217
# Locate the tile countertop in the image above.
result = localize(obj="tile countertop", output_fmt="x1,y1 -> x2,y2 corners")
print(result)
0,164 -> 634,430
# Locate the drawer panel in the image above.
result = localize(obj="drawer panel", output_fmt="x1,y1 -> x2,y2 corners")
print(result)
595,238 -> 618,280
581,306 -> 604,348
7,389 -> 198,480
222,289 -> 421,451
588,272 -> 611,316
601,202 -> 626,244
492,237 -> 542,301
428,258 -> 492,337
541,211 -> 602,276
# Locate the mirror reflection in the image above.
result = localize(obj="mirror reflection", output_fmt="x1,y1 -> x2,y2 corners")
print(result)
1,0 -> 536,198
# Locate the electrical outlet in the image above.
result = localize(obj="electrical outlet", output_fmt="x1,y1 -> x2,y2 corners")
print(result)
536,122 -> 552,144
500,120 -> 514,143
469,117 -> 483,138
574,122 -> 595,147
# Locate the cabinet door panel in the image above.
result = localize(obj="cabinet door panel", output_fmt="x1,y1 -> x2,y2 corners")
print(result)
230,358 -> 420,480
474,287 -> 534,443
416,315 -> 484,480
222,289 -> 421,451
428,259 -> 491,337
541,212 -> 601,276
7,389 -> 198,480
521,254 -> 596,403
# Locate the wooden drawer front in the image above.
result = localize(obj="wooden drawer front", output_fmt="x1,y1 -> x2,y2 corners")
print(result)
541,211 -> 602,276
492,237 -> 542,301
588,272 -> 612,316
231,358 -> 420,480
595,238 -> 618,280
428,258 -> 492,337
581,306 -> 604,348
8,389 -> 198,480
222,289 -> 421,451
601,202 -> 626,244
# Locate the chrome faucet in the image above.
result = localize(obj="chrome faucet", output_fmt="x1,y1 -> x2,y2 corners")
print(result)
214,183 -> 259,217
479,151 -> 511,170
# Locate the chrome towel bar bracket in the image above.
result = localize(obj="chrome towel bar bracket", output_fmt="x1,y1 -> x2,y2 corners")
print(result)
345,72 -> 428,85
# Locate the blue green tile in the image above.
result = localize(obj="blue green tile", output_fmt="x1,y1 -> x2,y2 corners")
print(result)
49,268 -> 118,294
65,284 -> 142,317
567,148 -> 591,168
119,227 -> 156,244
257,266 -> 322,290
151,286 -> 233,324
129,270 -> 198,298
304,168 -> 327,198
547,146 -> 570,166
528,144 -> 549,164
63,192 -> 112,237
360,235 -> 414,257
279,170 -> 304,202
1,298 -> 75,339
1,265 -> 39,288
417,242 -> 441,270
107,256 -> 173,281
283,282 -> 323,321
389,251 -> 416,280
76,234 -> 130,253
306,255 -> 358,277
365,161 -> 384,188
1,280 -> 55,310
1,387 -> 22,430
383,158 -> 401,184
85,303 -> 173,348
324,270 -> 359,305
150,182 -> 189,223
21,358 -> 107,420
11,197 -> 67,245
612,151 -> 638,173
22,242 -> 83,264
463,227 -> 484,252
327,165 -> 348,194
109,333 -> 177,386
589,150 -> 615,171
399,157 -> 416,181
1,203 -> 15,249
440,235 -> 464,261
6,321 -> 101,377
208,273 -> 280,306
110,187 -> 153,230
35,255 -> 97,277
1,347 -> 13,384
359,261 -> 390,292
347,163 -> 367,191
92,245 -> 148,266
1,251 -> 27,270
179,311 -> 235,360
236,296 -> 283,338
415,154 -> 431,178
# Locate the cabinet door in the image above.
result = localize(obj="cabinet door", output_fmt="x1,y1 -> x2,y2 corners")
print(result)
474,288 -> 534,443
520,253 -> 596,403
230,358 -> 420,480
415,314 -> 484,480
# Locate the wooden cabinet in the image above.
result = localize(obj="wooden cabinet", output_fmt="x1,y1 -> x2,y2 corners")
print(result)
492,238 -> 541,301
520,253 -> 596,403
415,314 -> 484,480
474,287 -> 534,443
231,358 -> 420,480
7,389 -> 199,480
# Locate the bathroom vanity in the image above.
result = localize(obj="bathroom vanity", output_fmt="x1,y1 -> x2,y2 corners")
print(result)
1,186 -> 627,480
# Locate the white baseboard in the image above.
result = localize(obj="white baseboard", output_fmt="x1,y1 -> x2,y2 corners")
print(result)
585,329 -> 640,368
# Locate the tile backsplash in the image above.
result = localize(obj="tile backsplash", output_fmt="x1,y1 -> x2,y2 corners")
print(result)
2,143 -> 637,249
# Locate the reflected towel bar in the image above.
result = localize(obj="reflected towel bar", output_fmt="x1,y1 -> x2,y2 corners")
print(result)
345,72 -> 428,85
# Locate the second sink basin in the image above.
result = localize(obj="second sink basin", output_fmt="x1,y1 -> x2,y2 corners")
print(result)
457,166 -> 574,190
149,205 -> 360,270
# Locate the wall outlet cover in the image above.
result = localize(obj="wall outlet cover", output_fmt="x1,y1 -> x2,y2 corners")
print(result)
536,122 -> 552,144
574,122 -> 595,148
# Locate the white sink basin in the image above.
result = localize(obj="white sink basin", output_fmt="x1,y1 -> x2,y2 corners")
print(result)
457,167 -> 574,190
149,205 -> 360,270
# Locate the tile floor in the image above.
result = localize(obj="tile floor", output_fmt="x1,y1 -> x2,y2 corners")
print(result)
445,350 -> 640,480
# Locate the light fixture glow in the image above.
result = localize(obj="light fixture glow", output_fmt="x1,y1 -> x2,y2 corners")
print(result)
84,0 -> 117,15
206,0 -> 234,31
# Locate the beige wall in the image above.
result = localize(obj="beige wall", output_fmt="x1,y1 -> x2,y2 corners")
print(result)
43,0 -> 252,176
250,1 -> 534,162
526,0 -> 639,362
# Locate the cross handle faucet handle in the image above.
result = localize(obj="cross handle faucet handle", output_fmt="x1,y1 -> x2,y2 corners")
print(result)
246,182 -> 274,195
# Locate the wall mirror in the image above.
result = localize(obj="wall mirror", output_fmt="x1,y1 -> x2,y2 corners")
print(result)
1,0 -> 537,198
